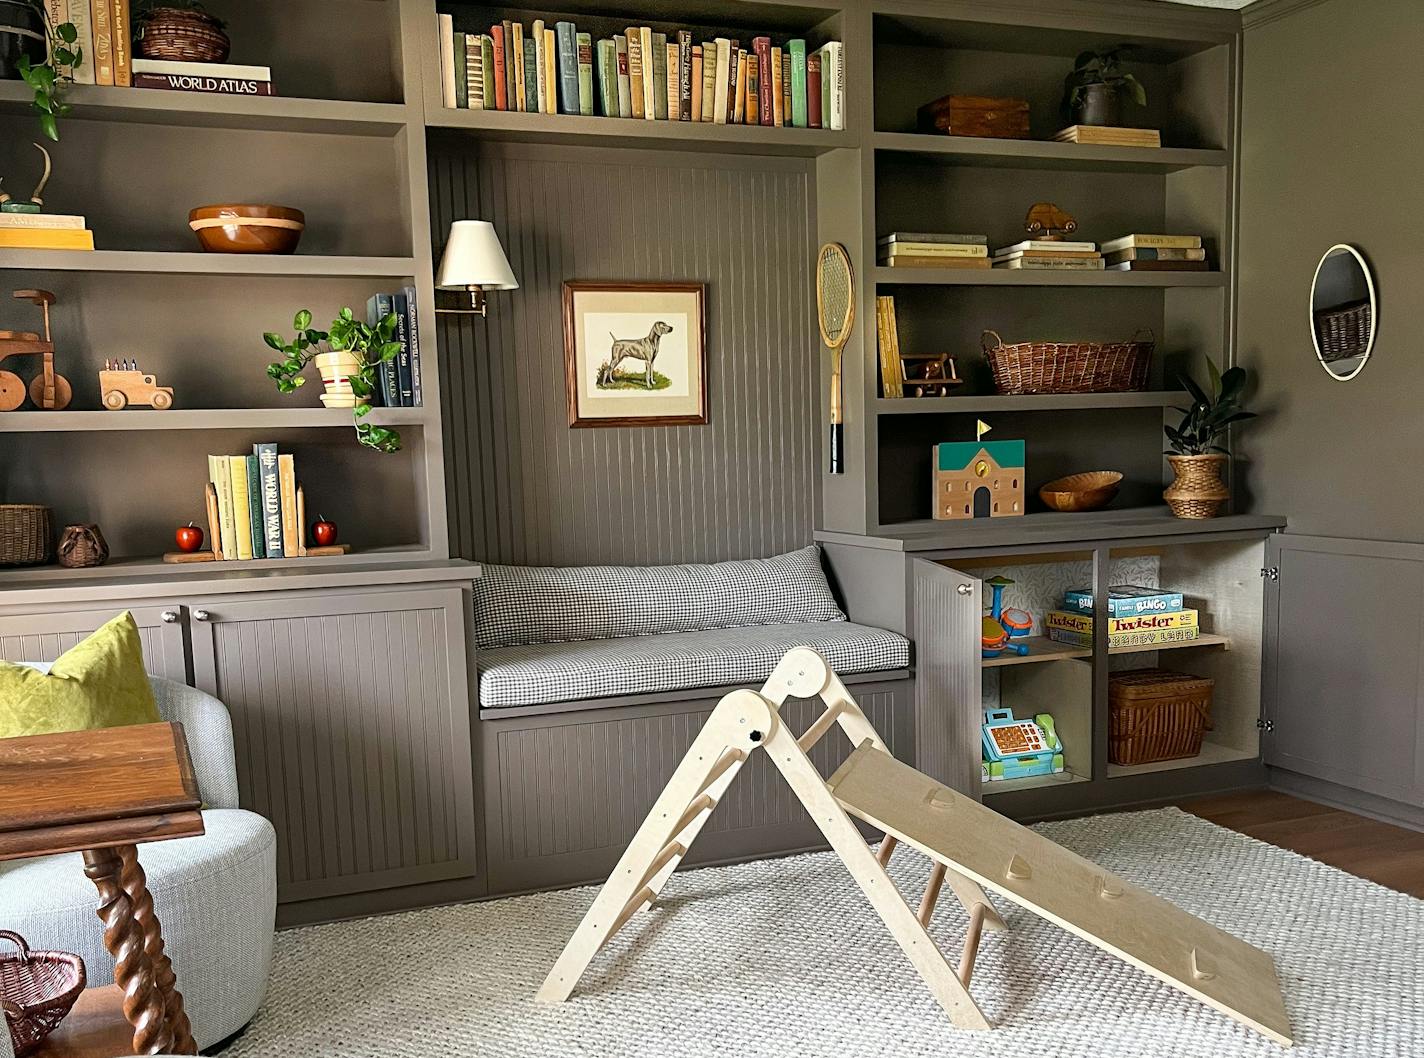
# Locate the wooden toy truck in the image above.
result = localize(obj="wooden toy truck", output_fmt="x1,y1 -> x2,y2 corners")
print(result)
100,362 -> 175,410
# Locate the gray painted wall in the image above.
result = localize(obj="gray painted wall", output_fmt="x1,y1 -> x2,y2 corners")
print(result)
430,139 -> 818,567
1237,0 -> 1423,542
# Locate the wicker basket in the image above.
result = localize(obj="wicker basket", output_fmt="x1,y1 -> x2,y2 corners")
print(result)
981,329 -> 1153,395
134,7 -> 230,63
0,931 -> 86,1058
56,524 -> 110,569
1314,299 -> 1371,363
1109,668 -> 1214,766
0,505 -> 52,567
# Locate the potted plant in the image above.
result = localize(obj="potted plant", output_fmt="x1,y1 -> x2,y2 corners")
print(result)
11,0 -> 81,141
1062,45 -> 1146,128
1163,357 -> 1256,519
264,308 -> 403,453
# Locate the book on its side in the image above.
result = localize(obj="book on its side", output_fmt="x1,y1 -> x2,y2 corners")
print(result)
89,0 -> 113,86
555,21 -> 579,114
1107,260 -> 1210,272
277,454 -> 300,558
575,32 -> 593,115
994,239 -> 1096,255
665,42 -> 680,120
769,47 -> 783,126
883,243 -> 987,258
677,31 -> 692,121
993,256 -> 1106,270
626,27 -> 644,118
254,443 -> 283,560
711,37 -> 730,125
542,27 -> 556,115
753,37 -> 772,127
227,455 -> 254,561
481,35 -> 496,111
689,45 -> 703,122
595,38 -> 616,117
132,73 -> 273,95
877,256 -> 992,270
1104,247 -> 1207,263
393,292 -> 414,407
402,284 -> 423,408
110,0 -> 130,86
994,249 -> 1102,262
0,213 -> 86,230
788,39 -> 807,128
614,35 -> 632,117
245,455 -> 265,560
1101,234 -> 1203,252
640,27 -> 657,120
699,42 -> 716,123
453,31 -> 468,109
0,229 -> 95,250
131,56 -> 272,78
879,232 -> 989,246
437,14 -> 456,108
65,0 -> 95,84
650,31 -> 668,120
806,51 -> 822,128
207,455 -> 236,560
731,51 -> 747,123
490,25 -> 507,110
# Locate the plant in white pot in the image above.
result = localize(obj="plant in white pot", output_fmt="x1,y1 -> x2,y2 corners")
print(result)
1163,356 -> 1255,519
264,307 -> 402,453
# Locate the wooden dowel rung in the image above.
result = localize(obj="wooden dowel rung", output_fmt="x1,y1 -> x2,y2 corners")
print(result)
637,840 -> 688,893
672,794 -> 715,838
693,747 -> 748,800
603,886 -> 654,947
957,902 -> 991,988
876,835 -> 899,867
796,700 -> 846,753
918,862 -> 947,927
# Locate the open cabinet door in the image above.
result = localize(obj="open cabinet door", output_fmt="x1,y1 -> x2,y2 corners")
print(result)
1261,534 -> 1424,807
909,557 -> 982,795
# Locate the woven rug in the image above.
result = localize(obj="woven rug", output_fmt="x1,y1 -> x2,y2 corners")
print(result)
226,809 -> 1422,1057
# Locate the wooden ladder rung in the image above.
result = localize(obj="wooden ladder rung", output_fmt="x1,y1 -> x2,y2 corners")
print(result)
797,700 -> 846,753
876,835 -> 899,867
671,794 -> 716,838
957,902 -> 991,988
693,748 -> 747,801
918,862 -> 947,926
635,839 -> 687,894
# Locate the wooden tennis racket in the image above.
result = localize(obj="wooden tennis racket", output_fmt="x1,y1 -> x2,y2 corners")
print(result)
816,243 -> 855,475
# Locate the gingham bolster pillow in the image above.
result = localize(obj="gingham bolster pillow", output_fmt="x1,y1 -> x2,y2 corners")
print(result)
473,545 -> 847,649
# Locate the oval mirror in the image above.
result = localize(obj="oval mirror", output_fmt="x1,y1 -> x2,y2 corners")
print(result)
1310,244 -> 1376,381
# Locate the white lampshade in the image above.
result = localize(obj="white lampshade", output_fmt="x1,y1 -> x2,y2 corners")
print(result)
436,220 -> 518,291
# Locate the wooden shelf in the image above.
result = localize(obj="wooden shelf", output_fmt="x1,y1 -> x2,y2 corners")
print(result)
428,107 -> 855,157
876,392 -> 1188,415
0,81 -> 409,136
1106,738 -> 1258,779
981,770 -> 1092,795
872,266 -> 1227,288
982,636 -> 1089,667
2,250 -> 418,277
873,131 -> 1229,173
0,408 -> 430,433
0,545 -> 438,586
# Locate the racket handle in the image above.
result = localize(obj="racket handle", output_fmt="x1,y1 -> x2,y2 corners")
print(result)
829,423 -> 844,475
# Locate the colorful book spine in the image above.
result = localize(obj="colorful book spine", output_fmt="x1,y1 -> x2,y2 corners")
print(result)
208,455 -> 236,560
453,31 -> 468,109
278,455 -> 299,558
753,38 -> 772,126
1063,588 -> 1186,617
254,443 -> 283,559
367,294 -> 400,409
725,40 -> 741,122
522,37 -> 538,112
806,51 -> 822,128
66,0 -> 95,84
780,48 -> 792,125
665,42 -> 680,120
402,284 -> 423,408
245,455 -> 265,560
510,23 -> 526,111
109,0 -> 130,86
501,21 -> 516,109
1101,234 -> 1203,252
1045,609 -> 1199,636
788,40 -> 807,128
814,41 -> 844,130
0,229 -> 94,250
490,25 -> 507,110
640,27 -> 656,119
769,47 -> 783,126
690,45 -> 703,122
531,20 -> 547,112
227,455 -> 254,561
595,37 -> 616,117
731,50 -> 747,124
464,34 -> 483,110
392,292 -> 413,407
575,32 -> 593,116
651,31 -> 668,120
542,26 -> 556,114
745,51 -> 758,125
699,42 -> 716,122
481,35 -> 496,111
89,0 -> 113,85
677,31 -> 692,121
615,35 -> 631,117
711,37 -> 730,125
626,28 -> 644,118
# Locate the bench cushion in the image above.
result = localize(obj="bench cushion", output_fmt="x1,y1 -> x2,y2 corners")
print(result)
477,621 -> 909,708
473,546 -> 846,649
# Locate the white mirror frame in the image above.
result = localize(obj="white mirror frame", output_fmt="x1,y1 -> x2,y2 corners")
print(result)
1310,243 -> 1376,382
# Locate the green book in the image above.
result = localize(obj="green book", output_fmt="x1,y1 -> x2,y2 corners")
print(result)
454,31 -> 468,109
576,32 -> 594,116
596,38 -> 617,116
651,31 -> 668,120
522,45 -> 538,112
481,35 -> 496,112
246,455 -> 266,560
789,39 -> 807,128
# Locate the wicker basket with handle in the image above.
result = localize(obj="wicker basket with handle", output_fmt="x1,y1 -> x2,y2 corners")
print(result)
0,505 -> 52,567
1109,668 -> 1214,766
982,329 -> 1154,394
1313,299 -> 1371,363
134,6 -> 231,63
0,931 -> 86,1058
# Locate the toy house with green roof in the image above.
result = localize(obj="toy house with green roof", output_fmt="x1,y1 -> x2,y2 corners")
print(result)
932,440 -> 1026,520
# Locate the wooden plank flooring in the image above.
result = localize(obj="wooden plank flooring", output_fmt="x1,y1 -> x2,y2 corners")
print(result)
1179,791 -> 1424,899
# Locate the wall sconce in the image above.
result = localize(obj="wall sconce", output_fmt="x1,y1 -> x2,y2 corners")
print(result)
435,220 -> 519,316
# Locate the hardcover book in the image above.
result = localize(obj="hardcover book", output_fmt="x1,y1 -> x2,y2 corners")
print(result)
228,455 -> 254,561
555,23 -> 578,114
1109,261 -> 1210,271
677,31 -> 692,120
711,37 -> 730,125
1064,586 -> 1185,617
254,443 -> 283,559
806,51 -> 822,128
615,35 -> 631,118
522,39 -> 539,112
1102,234 -> 1203,252
882,243 -> 988,258
367,294 -> 400,408
753,37 -> 772,126
726,40 -> 741,122
393,292 -> 414,407
542,27 -> 556,114
690,45 -> 703,122
66,0 -> 94,84
510,23 -> 526,111
1104,247 -> 1207,263
90,0 -> 113,86
993,256 -> 1106,270
402,284 -> 423,408
437,13 -> 455,107
640,27 -> 656,119
110,0 -> 130,86
879,232 -> 988,246
878,256 -> 991,269
0,213 -> 86,230
626,27 -> 644,118
453,30 -> 468,109
650,31 -> 667,120
278,455 -> 299,558
491,24 -> 508,110
699,42 -> 717,122
769,47 -> 783,126
532,20 -> 546,112
994,239 -> 1096,255
595,38 -> 616,116
788,39 -> 807,128
245,455 -> 265,560
745,54 -> 758,125
731,51 -> 747,124
501,21 -> 515,108
576,32 -> 594,115
133,73 -> 274,95
481,35 -> 496,111
464,34 -> 483,110
665,42 -> 680,120
780,48 -> 792,125
207,455 -> 236,560
0,229 -> 95,250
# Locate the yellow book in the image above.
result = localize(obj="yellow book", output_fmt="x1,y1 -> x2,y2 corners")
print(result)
0,228 -> 95,250
544,28 -> 557,115
511,23 -> 526,112
207,455 -> 237,560
278,454 -> 300,558
228,455 -> 254,561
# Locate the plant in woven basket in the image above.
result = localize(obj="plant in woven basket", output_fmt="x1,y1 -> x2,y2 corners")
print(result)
16,1 -> 83,142
264,308 -> 402,454
1165,356 -> 1255,456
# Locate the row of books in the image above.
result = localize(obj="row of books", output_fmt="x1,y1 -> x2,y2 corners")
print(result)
1048,585 -> 1202,649
363,290 -> 424,410
206,447 -> 303,561
1101,234 -> 1209,272
0,212 -> 93,250
437,16 -> 845,130
875,231 -> 1210,272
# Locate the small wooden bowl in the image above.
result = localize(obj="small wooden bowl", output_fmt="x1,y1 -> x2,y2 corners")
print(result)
1038,471 -> 1123,512
188,204 -> 305,254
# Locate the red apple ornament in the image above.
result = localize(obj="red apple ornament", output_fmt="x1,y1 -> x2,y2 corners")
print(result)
175,523 -> 204,553
311,515 -> 338,547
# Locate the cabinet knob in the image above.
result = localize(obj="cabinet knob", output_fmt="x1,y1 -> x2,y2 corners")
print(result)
957,583 -> 973,596
160,610 -> 179,624
193,609 -> 211,622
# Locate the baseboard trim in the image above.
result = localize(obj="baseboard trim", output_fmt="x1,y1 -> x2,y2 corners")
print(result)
1268,768 -> 1424,833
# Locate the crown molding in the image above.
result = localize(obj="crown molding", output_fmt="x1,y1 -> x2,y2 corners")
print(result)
1242,0 -> 1332,30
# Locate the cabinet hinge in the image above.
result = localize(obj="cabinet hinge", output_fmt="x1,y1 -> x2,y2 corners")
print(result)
1259,567 -> 1279,581
1255,718 -> 1275,732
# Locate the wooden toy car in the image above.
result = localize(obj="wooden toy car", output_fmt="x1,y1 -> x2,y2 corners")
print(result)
100,361 -> 174,410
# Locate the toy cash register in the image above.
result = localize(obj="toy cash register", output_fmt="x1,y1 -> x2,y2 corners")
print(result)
981,709 -> 1064,781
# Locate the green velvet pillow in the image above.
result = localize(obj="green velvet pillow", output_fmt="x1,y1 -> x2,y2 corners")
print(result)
0,611 -> 160,738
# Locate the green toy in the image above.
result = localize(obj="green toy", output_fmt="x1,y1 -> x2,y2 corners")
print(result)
981,708 -> 1064,781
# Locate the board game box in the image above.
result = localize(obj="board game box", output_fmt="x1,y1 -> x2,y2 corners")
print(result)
1063,585 -> 1184,617
1046,609 -> 1198,635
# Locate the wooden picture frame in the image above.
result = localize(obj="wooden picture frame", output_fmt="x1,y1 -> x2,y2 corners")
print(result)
562,281 -> 708,428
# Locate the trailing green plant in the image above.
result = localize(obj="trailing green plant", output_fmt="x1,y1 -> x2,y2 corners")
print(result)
18,1 -> 83,142
1165,356 -> 1256,456
264,308 -> 403,454
1063,45 -> 1147,112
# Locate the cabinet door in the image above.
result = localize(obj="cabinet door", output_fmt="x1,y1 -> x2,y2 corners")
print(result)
908,558 -> 982,794
188,587 -> 477,903
0,605 -> 187,680
1263,535 -> 1424,807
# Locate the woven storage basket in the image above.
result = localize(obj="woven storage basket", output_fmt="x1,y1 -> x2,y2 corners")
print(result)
0,505 -> 52,567
982,329 -> 1153,395
0,931 -> 86,1058
1109,668 -> 1214,766
1314,299 -> 1372,363
134,7 -> 230,63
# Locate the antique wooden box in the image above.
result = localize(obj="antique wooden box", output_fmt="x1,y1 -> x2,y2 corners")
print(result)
917,94 -> 1030,138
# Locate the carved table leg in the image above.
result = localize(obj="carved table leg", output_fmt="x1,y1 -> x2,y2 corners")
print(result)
119,845 -> 197,1054
82,846 -> 176,1056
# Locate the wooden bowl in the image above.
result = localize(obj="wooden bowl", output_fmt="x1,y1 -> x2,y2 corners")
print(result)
1038,471 -> 1123,512
188,204 -> 305,254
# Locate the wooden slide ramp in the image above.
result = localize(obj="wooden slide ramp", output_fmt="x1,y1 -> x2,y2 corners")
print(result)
828,739 -> 1293,1047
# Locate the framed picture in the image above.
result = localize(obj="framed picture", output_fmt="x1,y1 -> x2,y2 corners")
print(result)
562,281 -> 708,428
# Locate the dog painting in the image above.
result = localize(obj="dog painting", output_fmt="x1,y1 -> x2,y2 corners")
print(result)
563,282 -> 707,427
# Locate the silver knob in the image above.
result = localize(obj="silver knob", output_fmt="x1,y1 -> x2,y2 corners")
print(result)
193,609 -> 211,622
161,610 -> 179,624
956,583 -> 973,596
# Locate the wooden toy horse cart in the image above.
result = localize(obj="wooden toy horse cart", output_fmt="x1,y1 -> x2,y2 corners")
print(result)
0,290 -> 71,411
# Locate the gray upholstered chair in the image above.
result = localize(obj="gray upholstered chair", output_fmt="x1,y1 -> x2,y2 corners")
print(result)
0,675 -> 276,1050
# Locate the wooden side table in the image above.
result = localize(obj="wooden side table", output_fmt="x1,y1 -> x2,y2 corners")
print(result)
0,722 -> 205,1057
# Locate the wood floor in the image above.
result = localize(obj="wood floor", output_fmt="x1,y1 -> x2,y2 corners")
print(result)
1179,790 -> 1424,899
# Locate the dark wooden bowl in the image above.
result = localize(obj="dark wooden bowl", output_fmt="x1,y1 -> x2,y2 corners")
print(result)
1038,471 -> 1123,512
188,204 -> 305,254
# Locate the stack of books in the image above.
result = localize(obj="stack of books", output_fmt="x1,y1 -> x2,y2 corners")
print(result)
1055,125 -> 1161,148
1102,234 -> 1208,272
877,232 -> 989,269
0,212 -> 94,251
992,239 -> 1103,270
1046,585 -> 1201,650
436,15 -> 844,130
365,289 -> 424,409
133,58 -> 275,97
46,0 -> 131,87
205,446 -> 304,561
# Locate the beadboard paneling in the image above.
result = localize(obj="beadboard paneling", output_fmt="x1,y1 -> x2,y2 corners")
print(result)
0,606 -> 186,682
429,139 -> 817,566
909,559 -> 981,794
